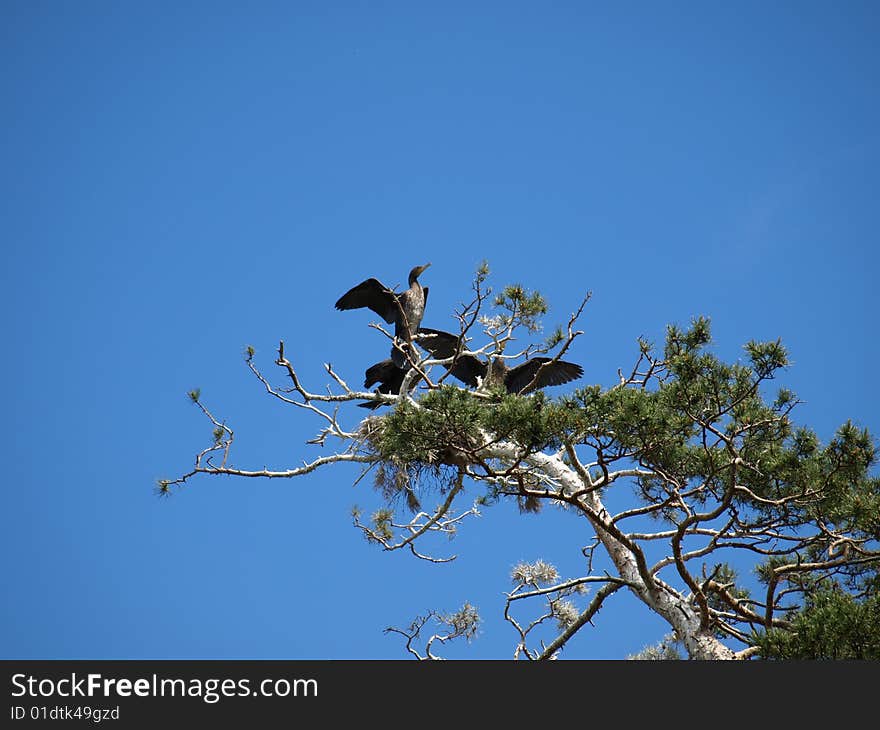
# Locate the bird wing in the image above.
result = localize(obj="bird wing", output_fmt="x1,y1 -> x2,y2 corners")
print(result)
505,358 -> 584,394
363,359 -> 400,389
415,327 -> 461,359
359,359 -> 411,410
415,327 -> 486,387
335,278 -> 399,323
446,355 -> 486,388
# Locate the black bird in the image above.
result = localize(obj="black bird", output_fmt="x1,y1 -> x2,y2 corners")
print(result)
357,359 -> 411,410
416,327 -> 583,394
335,264 -> 431,367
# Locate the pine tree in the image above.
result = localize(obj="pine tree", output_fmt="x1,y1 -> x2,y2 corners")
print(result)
164,265 -> 880,659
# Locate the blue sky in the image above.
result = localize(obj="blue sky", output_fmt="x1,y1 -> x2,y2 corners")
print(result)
2,1 -> 878,659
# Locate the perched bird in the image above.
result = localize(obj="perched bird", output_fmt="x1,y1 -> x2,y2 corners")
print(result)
335,264 -> 431,366
356,326 -> 582,408
416,327 -> 583,394
357,359 -> 411,410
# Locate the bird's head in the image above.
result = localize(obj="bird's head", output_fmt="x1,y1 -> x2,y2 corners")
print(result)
408,263 -> 431,284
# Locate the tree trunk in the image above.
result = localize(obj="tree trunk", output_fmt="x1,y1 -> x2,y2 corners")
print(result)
486,443 -> 739,660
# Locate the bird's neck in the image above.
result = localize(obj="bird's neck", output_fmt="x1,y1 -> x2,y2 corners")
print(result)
489,358 -> 507,379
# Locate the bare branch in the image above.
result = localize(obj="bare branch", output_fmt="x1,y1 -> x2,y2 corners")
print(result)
515,292 -> 590,395
537,582 -> 625,660
352,475 -> 480,563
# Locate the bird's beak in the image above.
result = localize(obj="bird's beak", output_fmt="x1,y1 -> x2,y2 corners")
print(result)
419,263 -> 432,274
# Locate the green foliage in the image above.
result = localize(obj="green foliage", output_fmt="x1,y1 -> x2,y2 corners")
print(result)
475,260 -> 490,282
170,261 -> 878,658
482,391 -> 556,449
365,313 -> 878,653
368,508 -> 394,542
368,320 -> 879,537
744,339 -> 788,378
365,386 -> 570,502
545,326 -> 565,350
370,386 -> 484,464
492,284 -> 548,333
756,588 -> 880,659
